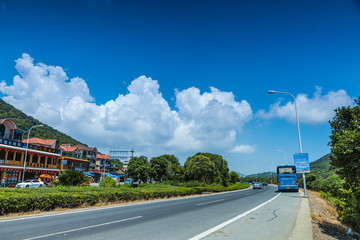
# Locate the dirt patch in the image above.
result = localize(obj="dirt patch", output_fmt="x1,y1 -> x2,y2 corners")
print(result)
307,190 -> 359,240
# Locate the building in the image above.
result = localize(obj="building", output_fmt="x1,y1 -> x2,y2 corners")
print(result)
109,148 -> 134,170
60,145 -> 90,173
0,119 -> 61,186
71,144 -> 97,172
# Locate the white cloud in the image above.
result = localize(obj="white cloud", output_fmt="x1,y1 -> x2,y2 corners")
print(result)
229,145 -> 256,154
256,87 -> 354,124
0,53 -> 253,157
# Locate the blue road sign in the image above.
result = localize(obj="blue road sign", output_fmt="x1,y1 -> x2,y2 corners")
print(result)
294,153 -> 310,173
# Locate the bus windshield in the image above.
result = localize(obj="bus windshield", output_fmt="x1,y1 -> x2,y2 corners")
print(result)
277,166 -> 296,174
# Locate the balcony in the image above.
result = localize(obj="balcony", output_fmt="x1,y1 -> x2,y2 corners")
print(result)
0,159 -> 58,169
62,152 -> 87,159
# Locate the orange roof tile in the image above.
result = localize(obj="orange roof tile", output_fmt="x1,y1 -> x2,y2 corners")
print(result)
60,145 -> 78,152
97,154 -> 109,159
22,137 -> 56,147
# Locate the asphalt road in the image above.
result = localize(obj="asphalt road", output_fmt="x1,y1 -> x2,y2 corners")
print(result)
0,185 -> 303,240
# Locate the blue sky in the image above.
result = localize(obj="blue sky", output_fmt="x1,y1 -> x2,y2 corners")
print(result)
0,0 -> 359,175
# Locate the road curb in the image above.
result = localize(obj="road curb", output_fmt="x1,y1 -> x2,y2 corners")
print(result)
291,190 -> 313,240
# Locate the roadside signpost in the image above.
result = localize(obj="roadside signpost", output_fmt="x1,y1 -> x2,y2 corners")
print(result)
294,153 -> 310,174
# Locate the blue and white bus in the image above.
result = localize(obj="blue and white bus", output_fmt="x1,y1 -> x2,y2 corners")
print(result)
277,165 -> 299,192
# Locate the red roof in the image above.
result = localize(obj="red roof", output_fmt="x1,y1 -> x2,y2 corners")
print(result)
97,153 -> 109,159
22,137 -> 56,147
72,144 -> 96,151
60,145 -> 78,152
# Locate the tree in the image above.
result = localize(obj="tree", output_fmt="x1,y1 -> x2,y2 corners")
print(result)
194,153 -> 229,185
111,159 -> 123,170
229,171 -> 240,183
184,155 -> 216,183
329,97 -> 360,189
127,156 -> 150,183
329,97 -> 360,232
150,156 -> 168,181
162,154 -> 182,180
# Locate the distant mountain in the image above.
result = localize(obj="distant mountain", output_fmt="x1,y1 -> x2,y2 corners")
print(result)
236,172 -> 246,178
309,153 -> 334,178
247,171 -> 276,178
0,99 -> 84,146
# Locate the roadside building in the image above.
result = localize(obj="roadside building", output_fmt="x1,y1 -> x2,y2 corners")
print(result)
71,144 -> 97,172
60,145 -> 89,173
109,148 -> 134,170
0,119 -> 61,186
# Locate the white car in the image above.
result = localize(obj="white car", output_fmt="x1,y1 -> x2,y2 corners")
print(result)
16,179 -> 45,188
252,182 -> 262,189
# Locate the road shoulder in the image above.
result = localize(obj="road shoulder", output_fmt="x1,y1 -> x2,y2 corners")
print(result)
291,190 -> 313,240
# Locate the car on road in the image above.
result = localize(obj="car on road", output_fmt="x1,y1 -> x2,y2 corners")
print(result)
252,182 -> 262,189
16,179 -> 45,188
262,182 -> 268,186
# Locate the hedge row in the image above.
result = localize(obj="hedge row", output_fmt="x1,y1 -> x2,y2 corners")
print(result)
0,183 -> 248,215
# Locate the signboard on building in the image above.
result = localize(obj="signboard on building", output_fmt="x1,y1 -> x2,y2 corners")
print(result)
294,153 -> 310,173
0,138 -> 24,148
74,167 -> 83,172
62,160 -> 67,165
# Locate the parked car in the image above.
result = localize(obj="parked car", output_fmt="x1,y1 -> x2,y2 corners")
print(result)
16,179 -> 45,188
252,182 -> 262,189
124,178 -> 133,184
262,182 -> 268,186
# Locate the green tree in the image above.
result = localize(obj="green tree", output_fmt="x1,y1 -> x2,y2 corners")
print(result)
194,153 -> 229,185
150,156 -> 168,181
111,159 -> 123,170
127,156 -> 150,183
329,97 -> 360,189
162,154 -> 182,180
184,155 -> 216,183
229,171 -> 240,183
329,97 -> 360,231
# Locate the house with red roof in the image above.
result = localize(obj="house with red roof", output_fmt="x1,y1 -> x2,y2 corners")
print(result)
0,119 -> 61,186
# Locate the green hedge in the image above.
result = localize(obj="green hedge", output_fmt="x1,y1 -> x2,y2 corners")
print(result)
0,183 -> 248,215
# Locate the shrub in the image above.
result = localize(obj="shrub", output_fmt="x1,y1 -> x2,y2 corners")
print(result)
58,170 -> 89,186
99,177 -> 117,188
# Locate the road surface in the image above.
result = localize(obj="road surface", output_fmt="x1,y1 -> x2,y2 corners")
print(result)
0,185 -> 310,240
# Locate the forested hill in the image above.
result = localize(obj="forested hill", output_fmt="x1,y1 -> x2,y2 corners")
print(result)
0,99 -> 84,145
310,153 -> 334,178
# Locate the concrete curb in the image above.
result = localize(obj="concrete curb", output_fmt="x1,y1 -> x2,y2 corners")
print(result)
291,190 -> 313,240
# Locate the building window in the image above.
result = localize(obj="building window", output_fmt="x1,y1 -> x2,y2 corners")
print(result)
32,155 -> 38,163
47,157 -> 52,165
0,149 -> 6,160
7,151 -> 14,161
40,156 -> 46,164
15,152 -> 21,161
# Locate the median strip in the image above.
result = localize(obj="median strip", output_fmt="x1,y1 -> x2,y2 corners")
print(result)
22,216 -> 143,240
189,193 -> 281,240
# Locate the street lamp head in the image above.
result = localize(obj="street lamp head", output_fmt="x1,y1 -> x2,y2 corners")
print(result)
268,90 -> 276,94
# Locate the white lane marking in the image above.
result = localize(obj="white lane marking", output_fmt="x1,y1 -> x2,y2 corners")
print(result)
189,193 -> 281,240
22,216 -> 143,240
196,199 -> 225,206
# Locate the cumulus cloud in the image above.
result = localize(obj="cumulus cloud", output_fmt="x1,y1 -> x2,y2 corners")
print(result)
256,87 -> 353,124
229,145 -> 256,154
0,53 -> 253,156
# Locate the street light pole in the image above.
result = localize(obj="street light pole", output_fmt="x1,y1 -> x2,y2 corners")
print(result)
268,90 -> 307,197
22,124 -> 43,182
